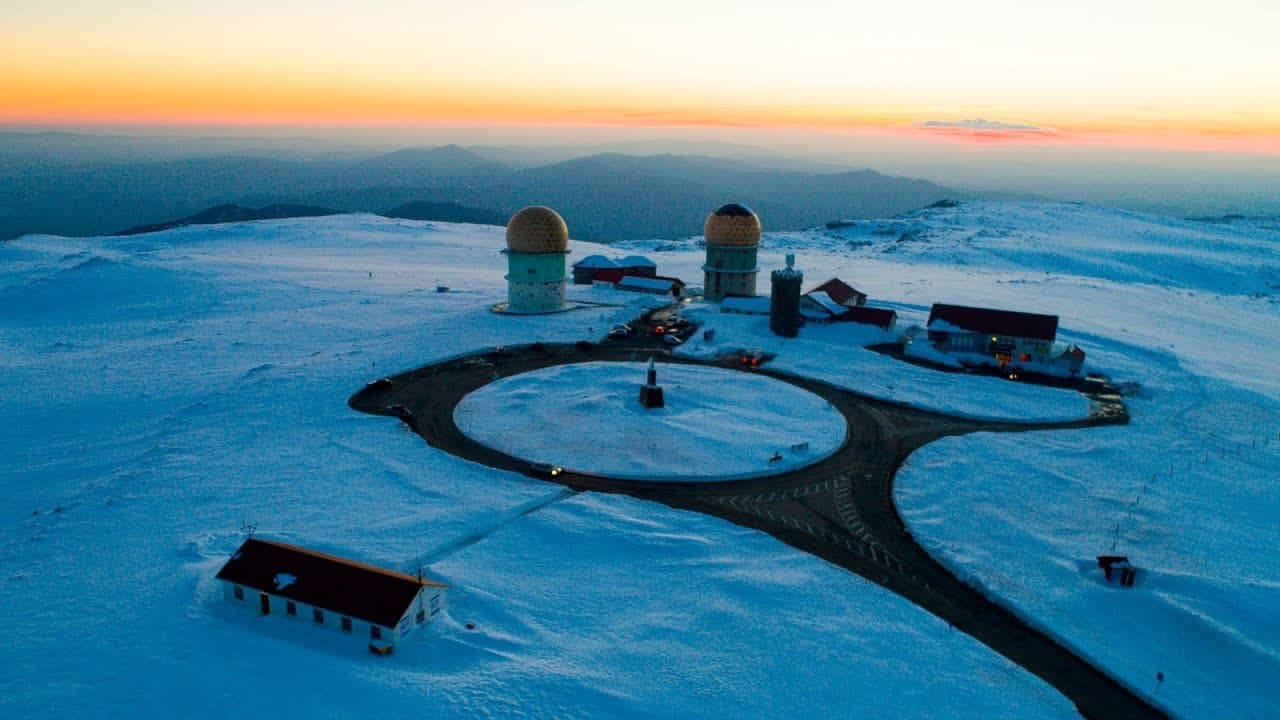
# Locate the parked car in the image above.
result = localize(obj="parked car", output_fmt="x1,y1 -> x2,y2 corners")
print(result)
663,334 -> 683,346
530,462 -> 563,478
608,323 -> 633,339
365,377 -> 393,390
387,404 -> 412,419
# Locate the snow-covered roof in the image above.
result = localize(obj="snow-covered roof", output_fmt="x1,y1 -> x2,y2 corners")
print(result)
720,295 -> 771,314
804,291 -> 846,315
616,255 -> 656,268
573,254 -> 618,269
617,275 -> 676,292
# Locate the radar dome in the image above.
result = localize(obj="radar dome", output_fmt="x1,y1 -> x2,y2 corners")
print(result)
506,206 -> 569,253
703,203 -> 761,247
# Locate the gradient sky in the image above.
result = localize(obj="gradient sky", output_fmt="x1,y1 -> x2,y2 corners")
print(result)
4,0 -> 1279,153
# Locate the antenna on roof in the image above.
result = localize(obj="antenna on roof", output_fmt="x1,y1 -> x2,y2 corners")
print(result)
240,520 -> 257,538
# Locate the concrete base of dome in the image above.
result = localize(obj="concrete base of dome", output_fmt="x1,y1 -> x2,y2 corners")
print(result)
490,300 -> 599,316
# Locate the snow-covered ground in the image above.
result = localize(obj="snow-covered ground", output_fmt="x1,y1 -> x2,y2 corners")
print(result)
617,202 -> 1280,718
454,361 -> 847,480
673,308 -> 1092,423
0,215 -> 1079,719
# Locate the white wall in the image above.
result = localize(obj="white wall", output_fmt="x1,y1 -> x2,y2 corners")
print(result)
219,579 -> 394,646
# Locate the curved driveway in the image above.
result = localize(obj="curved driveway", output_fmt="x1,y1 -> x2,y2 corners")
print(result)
349,321 -> 1162,720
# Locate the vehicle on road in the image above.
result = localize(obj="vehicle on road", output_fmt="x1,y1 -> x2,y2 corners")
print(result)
608,323 -> 634,339
530,462 -> 563,477
387,404 -> 412,419
663,334 -> 683,346
575,340 -> 593,351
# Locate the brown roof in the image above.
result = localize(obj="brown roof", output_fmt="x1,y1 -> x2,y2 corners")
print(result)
216,538 -> 446,627
928,303 -> 1058,341
810,278 -> 865,307
835,306 -> 897,329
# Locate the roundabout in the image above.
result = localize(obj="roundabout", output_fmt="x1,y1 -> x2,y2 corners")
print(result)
453,361 -> 847,480
348,309 -> 1161,720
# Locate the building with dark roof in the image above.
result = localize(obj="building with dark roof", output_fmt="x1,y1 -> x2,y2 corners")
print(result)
216,538 -> 448,649
926,303 -> 1059,367
573,254 -> 658,284
808,278 -> 867,308
615,274 -> 685,296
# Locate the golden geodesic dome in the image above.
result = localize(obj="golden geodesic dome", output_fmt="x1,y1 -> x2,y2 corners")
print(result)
703,203 -> 761,247
506,206 -> 569,254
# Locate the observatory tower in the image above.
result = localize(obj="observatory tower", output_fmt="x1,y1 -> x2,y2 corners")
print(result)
504,206 -> 569,314
770,253 -> 803,338
702,203 -> 761,302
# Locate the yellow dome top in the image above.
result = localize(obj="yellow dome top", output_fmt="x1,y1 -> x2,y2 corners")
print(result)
506,206 -> 569,253
703,203 -> 761,247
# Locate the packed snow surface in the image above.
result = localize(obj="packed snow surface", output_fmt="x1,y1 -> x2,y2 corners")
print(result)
0,214 -> 1076,719
454,361 -> 847,479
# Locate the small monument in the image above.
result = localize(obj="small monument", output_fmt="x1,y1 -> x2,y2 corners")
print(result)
638,357 -> 665,409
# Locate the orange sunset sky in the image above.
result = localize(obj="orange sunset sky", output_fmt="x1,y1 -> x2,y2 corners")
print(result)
4,0 -> 1279,154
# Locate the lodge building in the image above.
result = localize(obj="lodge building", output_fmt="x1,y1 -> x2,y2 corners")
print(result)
216,538 -> 448,651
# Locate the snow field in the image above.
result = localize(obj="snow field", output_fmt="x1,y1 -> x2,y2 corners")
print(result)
454,361 -> 847,480
0,214 -> 1077,719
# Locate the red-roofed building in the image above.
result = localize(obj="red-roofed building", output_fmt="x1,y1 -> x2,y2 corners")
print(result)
809,278 -> 867,307
926,303 -> 1061,367
835,306 -> 898,331
217,538 -> 448,650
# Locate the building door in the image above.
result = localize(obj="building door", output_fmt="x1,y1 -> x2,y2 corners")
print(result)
259,593 -> 270,615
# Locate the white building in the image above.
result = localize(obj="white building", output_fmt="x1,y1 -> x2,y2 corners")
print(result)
216,538 -> 448,651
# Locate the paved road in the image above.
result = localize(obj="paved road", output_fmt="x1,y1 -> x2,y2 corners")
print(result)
348,314 -> 1164,720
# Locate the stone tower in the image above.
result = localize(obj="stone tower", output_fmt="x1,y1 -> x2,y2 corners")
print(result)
770,253 -> 803,338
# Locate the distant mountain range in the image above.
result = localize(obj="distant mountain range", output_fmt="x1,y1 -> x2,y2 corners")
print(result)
117,204 -> 341,235
113,200 -> 510,237
1,142 -> 974,242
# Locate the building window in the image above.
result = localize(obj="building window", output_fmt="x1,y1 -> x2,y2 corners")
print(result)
416,610 -> 426,624
286,601 -> 297,616
341,617 -> 352,632
233,585 -> 244,600
370,626 -> 383,640
313,609 -> 324,624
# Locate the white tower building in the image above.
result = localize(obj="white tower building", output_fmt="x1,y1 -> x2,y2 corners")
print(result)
504,206 -> 569,314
